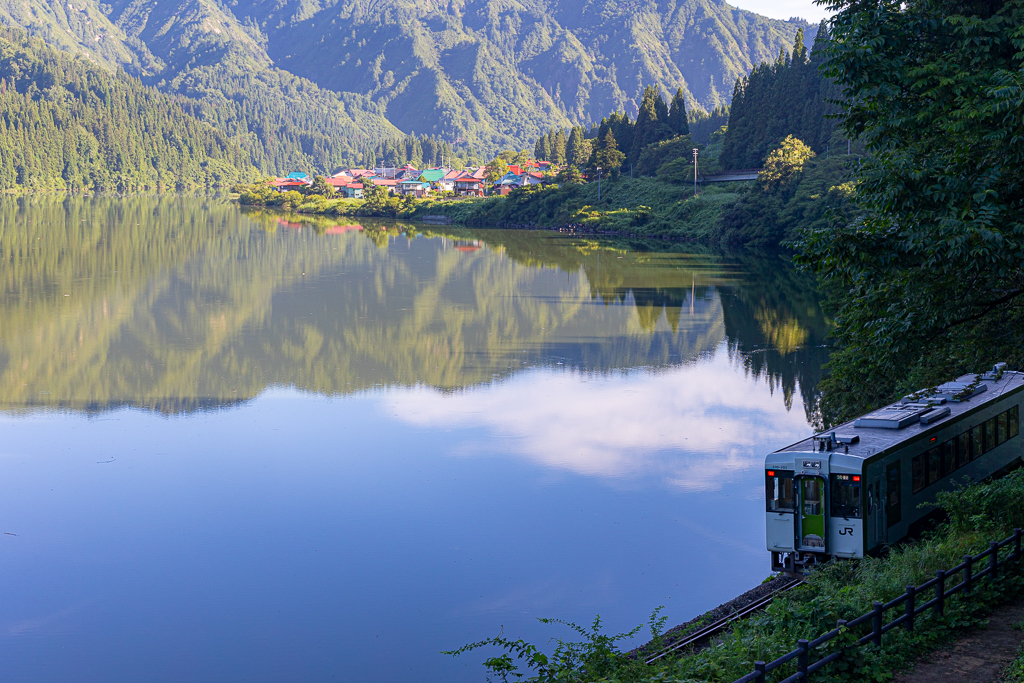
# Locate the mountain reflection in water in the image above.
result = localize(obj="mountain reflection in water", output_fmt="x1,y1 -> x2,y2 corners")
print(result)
0,195 -> 827,420
0,195 -> 832,683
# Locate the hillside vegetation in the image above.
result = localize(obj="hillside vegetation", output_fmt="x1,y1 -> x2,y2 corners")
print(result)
0,28 -> 257,190
0,0 -> 812,165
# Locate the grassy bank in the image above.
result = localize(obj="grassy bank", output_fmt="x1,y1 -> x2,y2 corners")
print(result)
232,177 -> 744,241
418,179 -> 744,240
232,154 -> 856,248
447,468 -> 1024,683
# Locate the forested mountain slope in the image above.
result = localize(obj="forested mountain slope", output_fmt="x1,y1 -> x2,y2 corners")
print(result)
230,0 -> 813,153
0,28 -> 256,189
0,0 -> 400,172
0,0 -> 811,161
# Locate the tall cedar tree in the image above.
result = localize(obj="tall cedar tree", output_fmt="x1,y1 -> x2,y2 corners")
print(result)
629,85 -> 672,168
720,25 -> 840,169
592,129 -> 626,172
667,88 -> 690,137
552,129 -> 567,165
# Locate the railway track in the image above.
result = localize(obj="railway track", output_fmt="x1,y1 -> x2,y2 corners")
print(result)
644,577 -> 804,664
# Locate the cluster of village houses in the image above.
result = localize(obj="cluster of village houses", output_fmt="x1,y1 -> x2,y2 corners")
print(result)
268,160 -> 554,199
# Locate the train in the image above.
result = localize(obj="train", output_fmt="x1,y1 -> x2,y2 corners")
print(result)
765,365 -> 1024,574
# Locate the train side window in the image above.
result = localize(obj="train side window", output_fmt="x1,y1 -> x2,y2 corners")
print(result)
957,432 -> 971,468
765,470 -> 795,512
912,454 -> 926,493
886,462 -> 902,526
927,447 -> 942,485
985,417 -> 998,452
1011,406 -> 1020,439
998,412 -> 1008,445
942,439 -> 956,475
972,424 -> 984,460
831,474 -> 862,518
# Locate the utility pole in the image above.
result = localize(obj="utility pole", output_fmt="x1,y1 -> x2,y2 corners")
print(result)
597,167 -> 602,201
692,148 -> 699,197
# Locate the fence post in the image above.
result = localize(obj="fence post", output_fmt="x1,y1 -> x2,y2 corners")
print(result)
934,570 -> 945,618
904,585 -> 915,632
964,555 -> 973,596
990,541 -> 999,583
871,601 -> 884,647
1014,529 -> 1022,563
797,639 -> 809,680
754,660 -> 766,683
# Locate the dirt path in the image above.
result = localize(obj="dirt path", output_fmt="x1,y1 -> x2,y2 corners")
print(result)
895,599 -> 1024,683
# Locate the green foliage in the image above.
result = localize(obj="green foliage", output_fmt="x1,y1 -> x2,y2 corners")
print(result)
795,0 -> 1024,425
629,85 -> 673,167
486,158 -> 510,184
688,106 -> 730,145
363,133 -> 463,170
0,28 -> 257,190
667,88 -> 690,137
566,128 -> 592,169
1004,636 -> 1024,683
721,25 -> 840,170
444,611 -> 665,683
721,153 -> 857,248
556,165 -> 584,186
308,176 -> 333,196
758,135 -> 816,190
637,136 -> 696,177
417,176 -> 740,242
591,129 -> 626,174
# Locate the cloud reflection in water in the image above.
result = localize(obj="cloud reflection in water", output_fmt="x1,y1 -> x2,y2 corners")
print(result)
384,346 -> 813,491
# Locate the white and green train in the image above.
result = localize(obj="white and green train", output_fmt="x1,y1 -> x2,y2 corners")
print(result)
765,366 -> 1024,574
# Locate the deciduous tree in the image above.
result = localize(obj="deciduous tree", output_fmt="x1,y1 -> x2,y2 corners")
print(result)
796,0 -> 1024,424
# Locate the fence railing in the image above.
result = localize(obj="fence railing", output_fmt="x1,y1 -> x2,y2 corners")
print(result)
729,528 -> 1023,683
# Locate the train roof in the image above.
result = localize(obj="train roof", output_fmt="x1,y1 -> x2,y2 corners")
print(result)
773,370 -> 1024,461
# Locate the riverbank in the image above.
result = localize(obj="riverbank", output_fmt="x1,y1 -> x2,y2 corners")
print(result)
450,468 -> 1024,683
234,176 -> 740,241
232,154 -> 856,248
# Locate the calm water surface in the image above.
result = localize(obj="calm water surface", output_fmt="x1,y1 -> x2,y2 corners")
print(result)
0,196 -> 828,682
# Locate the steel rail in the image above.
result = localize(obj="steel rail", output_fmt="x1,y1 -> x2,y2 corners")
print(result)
644,578 -> 804,664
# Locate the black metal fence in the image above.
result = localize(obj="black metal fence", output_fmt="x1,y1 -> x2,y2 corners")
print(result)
730,528 -> 1023,683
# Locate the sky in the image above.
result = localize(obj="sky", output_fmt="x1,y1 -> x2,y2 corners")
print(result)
729,0 -> 833,23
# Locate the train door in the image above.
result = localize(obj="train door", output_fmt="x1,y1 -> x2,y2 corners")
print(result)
867,470 -> 884,551
797,476 -> 826,551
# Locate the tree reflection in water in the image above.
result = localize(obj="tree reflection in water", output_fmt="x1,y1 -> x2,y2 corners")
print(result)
0,196 -> 827,416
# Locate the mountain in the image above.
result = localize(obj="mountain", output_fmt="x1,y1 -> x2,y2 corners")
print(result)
0,0 -> 812,163
0,0 -> 401,172
230,0 -> 813,154
0,27 -> 256,189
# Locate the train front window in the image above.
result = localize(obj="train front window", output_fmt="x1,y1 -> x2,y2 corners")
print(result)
830,474 -> 862,518
765,470 -> 795,512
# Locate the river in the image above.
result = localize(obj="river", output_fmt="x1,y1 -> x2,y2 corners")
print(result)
0,195 -> 828,682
